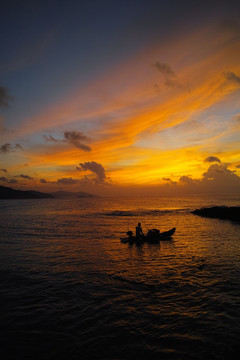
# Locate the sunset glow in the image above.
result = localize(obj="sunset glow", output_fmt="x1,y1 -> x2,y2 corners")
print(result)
1,1 -> 240,195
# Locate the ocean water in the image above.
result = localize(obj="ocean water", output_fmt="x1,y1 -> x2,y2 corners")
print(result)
0,194 -> 240,360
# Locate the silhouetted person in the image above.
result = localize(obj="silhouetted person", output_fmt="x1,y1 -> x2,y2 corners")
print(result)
136,222 -> 143,239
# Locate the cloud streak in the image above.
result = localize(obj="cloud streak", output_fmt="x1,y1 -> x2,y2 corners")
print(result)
43,135 -> 59,143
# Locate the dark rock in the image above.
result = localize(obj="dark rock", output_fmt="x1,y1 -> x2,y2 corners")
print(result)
192,206 -> 240,222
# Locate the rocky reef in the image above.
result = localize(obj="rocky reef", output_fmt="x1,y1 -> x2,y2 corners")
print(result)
192,206 -> 240,222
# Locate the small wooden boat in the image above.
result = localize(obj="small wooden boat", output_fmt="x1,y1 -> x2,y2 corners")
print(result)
120,227 -> 176,244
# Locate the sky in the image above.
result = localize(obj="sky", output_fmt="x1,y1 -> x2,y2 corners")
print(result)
0,0 -> 240,196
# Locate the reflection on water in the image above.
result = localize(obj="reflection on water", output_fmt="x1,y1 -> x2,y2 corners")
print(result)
0,195 -> 240,359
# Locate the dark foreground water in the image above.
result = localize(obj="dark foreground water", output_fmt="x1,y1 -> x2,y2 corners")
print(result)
0,194 -> 240,360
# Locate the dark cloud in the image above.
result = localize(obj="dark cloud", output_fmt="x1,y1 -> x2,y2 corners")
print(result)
78,161 -> 106,183
0,168 -> 7,173
179,175 -> 197,185
202,164 -> 239,184
162,177 -> 177,185
224,72 -> 240,85
64,131 -> 91,152
0,143 -> 23,153
57,177 -> 80,185
41,177 -> 83,186
204,156 -> 221,164
0,86 -> 13,108
43,131 -> 91,152
236,164 -> 240,169
183,164 -> 239,192
0,176 -> 18,184
161,161 -> 240,194
0,143 -> 12,153
15,174 -> 33,180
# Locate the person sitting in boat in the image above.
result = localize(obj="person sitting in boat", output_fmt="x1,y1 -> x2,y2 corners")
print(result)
136,222 -> 144,239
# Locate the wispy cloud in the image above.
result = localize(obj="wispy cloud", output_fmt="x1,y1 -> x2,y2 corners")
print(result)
153,61 -> 182,88
153,62 -> 175,76
43,135 -> 59,143
162,177 -> 177,185
0,168 -> 7,173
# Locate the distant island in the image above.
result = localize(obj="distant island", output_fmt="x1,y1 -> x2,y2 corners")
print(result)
51,191 -> 97,198
0,185 -> 54,199
0,186 -> 97,200
192,206 -> 240,222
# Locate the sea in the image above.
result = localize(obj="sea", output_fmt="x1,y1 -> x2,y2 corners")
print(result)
0,194 -> 239,360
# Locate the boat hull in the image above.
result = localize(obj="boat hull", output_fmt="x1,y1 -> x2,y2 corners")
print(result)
120,227 -> 176,244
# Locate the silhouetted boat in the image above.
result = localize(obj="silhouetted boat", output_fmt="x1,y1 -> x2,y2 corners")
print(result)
120,227 -> 176,244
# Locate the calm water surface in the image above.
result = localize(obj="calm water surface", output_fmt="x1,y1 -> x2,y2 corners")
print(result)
0,194 -> 240,359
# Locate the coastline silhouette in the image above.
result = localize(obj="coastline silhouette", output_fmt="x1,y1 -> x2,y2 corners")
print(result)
192,206 -> 240,222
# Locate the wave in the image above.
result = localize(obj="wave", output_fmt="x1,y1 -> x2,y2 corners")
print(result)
97,208 -> 190,217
